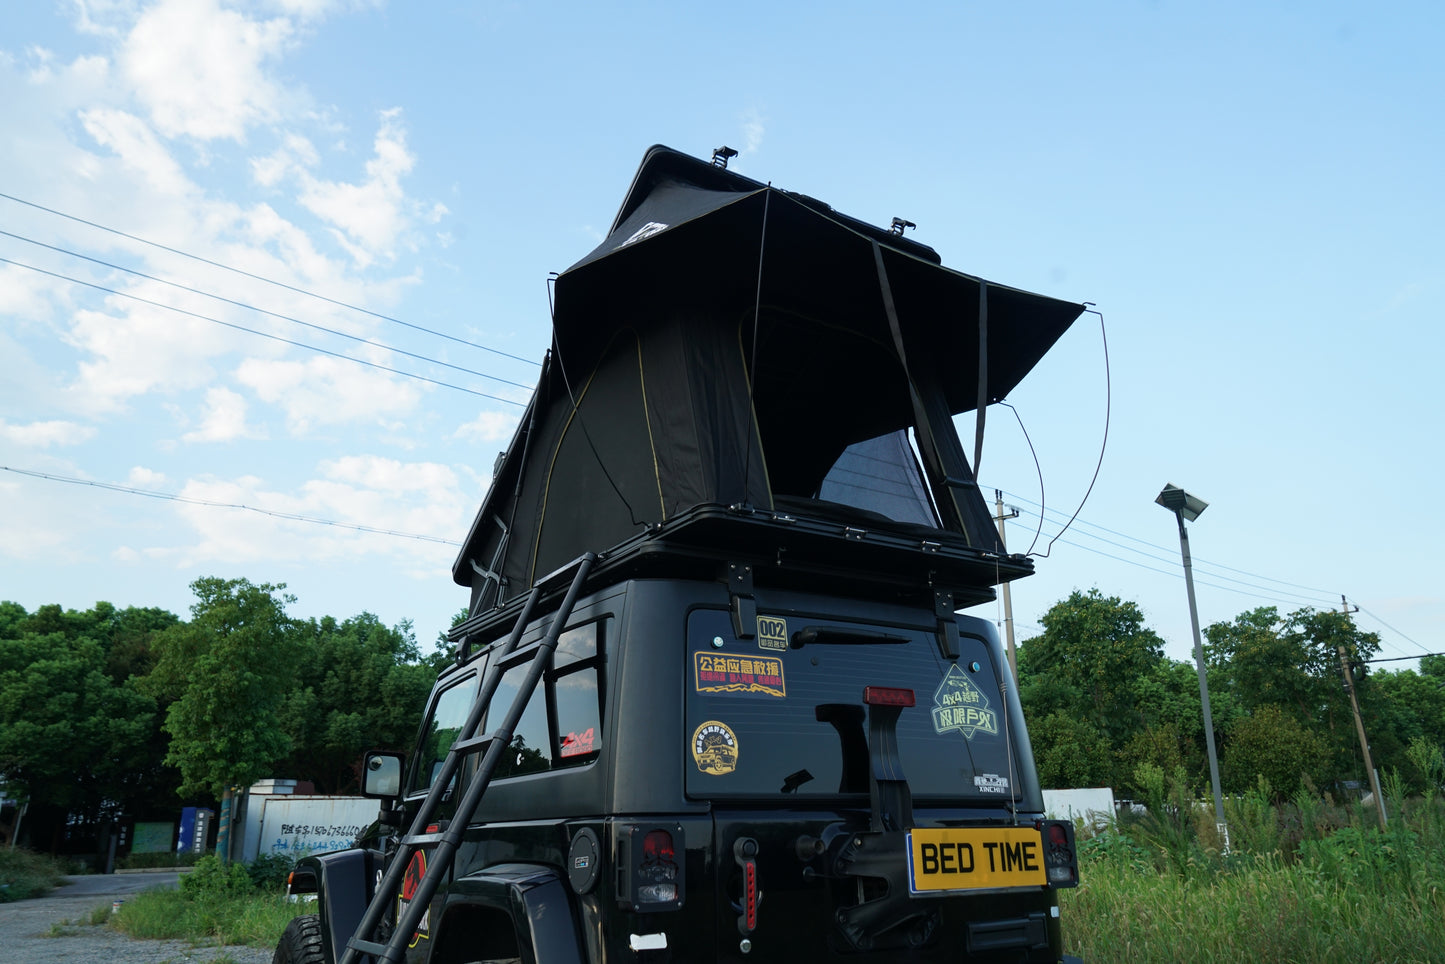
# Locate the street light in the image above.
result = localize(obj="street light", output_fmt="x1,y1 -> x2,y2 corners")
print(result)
1156,483 -> 1229,848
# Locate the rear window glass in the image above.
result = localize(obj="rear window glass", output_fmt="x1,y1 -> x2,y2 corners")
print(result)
685,608 -> 1019,801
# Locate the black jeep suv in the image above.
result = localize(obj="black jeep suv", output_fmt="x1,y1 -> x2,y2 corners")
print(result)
275,145 -> 1085,964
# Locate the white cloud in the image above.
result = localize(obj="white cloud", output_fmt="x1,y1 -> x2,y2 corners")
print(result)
454,411 -> 519,444
296,109 -> 416,265
64,299 -> 231,413
319,454 -> 458,493
71,1 -> 139,40
0,263 -> 61,321
741,108 -> 765,155
78,106 -> 196,196
120,0 -> 293,142
127,466 -> 169,488
166,458 -> 469,566
0,419 -> 97,448
271,0 -> 362,20
235,354 -> 422,431
182,386 -> 266,442
250,131 -> 320,186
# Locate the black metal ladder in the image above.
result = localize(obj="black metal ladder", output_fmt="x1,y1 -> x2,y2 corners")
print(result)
339,553 -> 596,964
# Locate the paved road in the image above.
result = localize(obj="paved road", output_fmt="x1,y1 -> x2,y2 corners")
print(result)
0,872 -> 273,964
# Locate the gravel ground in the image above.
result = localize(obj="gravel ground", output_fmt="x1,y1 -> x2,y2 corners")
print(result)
0,873 -> 273,964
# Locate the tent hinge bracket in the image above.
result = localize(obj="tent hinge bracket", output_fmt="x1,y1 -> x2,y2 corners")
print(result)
729,563 -> 756,638
933,589 -> 959,660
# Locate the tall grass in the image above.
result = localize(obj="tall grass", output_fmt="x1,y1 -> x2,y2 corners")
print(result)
112,855 -> 307,948
1061,775 -> 1445,963
0,847 -> 68,901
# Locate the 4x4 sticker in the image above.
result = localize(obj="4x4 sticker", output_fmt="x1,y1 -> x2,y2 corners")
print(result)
757,615 -> 788,652
692,721 -> 739,775
693,652 -> 785,698
931,664 -> 999,739
560,726 -> 596,757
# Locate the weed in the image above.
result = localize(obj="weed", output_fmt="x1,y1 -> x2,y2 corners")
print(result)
0,847 -> 67,901
180,855 -> 255,900
1062,787 -> 1445,962
1223,775 -> 1282,857
246,851 -> 295,891
113,857 -> 308,948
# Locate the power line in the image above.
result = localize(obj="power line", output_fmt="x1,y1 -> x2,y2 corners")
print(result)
0,256 -> 528,407
1361,653 -> 1444,665
1002,491 -> 1340,601
1008,504 -> 1338,607
0,189 -> 541,367
0,228 -> 536,392
1,465 -> 463,547
1005,512 -> 1424,661
1351,602 -> 1434,655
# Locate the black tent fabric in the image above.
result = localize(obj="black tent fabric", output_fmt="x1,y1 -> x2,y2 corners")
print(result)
453,146 -> 1085,614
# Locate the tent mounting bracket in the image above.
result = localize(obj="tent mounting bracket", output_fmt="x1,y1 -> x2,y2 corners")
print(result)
729,562 -> 756,638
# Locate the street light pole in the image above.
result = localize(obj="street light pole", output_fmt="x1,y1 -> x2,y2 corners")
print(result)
994,490 -> 1020,683
1157,484 -> 1229,848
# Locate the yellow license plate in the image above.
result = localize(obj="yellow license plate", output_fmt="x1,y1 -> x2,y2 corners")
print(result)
907,827 -> 1047,893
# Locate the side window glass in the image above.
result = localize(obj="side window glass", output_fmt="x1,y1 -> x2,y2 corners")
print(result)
492,665 -> 552,778
409,674 -> 479,794
555,620 -> 598,668
491,619 -> 605,779
556,664 -> 601,759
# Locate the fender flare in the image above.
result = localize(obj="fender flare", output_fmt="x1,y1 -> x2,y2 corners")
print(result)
292,849 -> 376,963
438,863 -> 587,964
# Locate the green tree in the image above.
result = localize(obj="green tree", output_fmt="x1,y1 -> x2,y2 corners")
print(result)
1026,712 -> 1115,789
1115,722 -> 1201,798
277,613 -> 439,793
1206,606 -> 1381,787
1222,704 -> 1330,798
0,602 -> 165,849
144,578 -> 299,799
1018,589 -> 1167,745
1365,668 -> 1445,790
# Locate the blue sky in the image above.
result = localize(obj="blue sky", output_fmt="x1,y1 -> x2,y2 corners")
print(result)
2,0 -> 1440,667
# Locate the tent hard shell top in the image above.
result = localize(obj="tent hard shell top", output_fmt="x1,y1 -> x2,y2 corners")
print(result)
452,145 -> 1085,620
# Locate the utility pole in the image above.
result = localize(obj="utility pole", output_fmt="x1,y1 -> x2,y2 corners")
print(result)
993,490 -> 1020,683
1338,595 -> 1387,830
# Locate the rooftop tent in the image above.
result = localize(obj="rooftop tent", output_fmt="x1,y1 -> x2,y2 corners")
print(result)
453,146 -> 1085,613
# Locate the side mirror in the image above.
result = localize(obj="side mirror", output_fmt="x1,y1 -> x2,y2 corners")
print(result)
362,751 -> 404,798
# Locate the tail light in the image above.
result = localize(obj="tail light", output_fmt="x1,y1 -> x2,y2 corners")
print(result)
863,686 -> 916,706
1034,819 -> 1079,888
618,823 -> 685,911
733,836 -> 759,935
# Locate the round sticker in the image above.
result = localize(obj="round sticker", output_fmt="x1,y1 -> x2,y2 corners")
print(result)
691,721 -> 739,775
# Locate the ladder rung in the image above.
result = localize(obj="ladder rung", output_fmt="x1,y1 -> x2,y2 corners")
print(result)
403,832 -> 446,847
451,731 -> 497,755
347,937 -> 394,959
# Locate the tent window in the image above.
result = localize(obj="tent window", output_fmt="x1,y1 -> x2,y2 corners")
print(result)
816,430 -> 938,527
